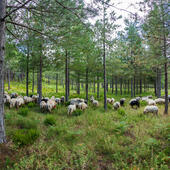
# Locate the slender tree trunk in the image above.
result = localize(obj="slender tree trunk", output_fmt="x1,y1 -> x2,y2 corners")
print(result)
156,68 -> 161,97
144,78 -> 146,92
38,46 -> 43,104
131,78 -> 133,97
32,68 -> 34,93
68,56 -> 70,97
120,77 -> 122,95
154,80 -> 157,96
65,50 -> 68,102
56,73 -> 58,93
37,69 -> 39,94
124,80 -> 126,94
136,79 -> 138,95
77,73 -> 80,94
93,78 -> 96,93
128,80 -> 130,94
26,44 -> 29,96
86,68 -> 88,101
115,76 -> 118,96
111,75 -> 114,94
133,76 -> 136,97
140,78 -> 142,94
97,74 -> 99,98
7,69 -> 10,90
0,0 -> 6,143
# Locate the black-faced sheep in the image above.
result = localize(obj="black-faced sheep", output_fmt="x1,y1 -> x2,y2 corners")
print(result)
113,102 -> 120,110
129,99 -> 140,109
120,98 -> 126,106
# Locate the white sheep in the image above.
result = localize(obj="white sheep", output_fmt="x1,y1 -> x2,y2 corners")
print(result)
46,99 -> 56,112
113,102 -> 120,110
155,98 -> 165,104
68,104 -> 76,115
16,97 -> 24,109
24,96 -> 33,104
147,99 -> 156,106
78,102 -> 88,110
55,98 -> 61,105
4,94 -> 11,104
90,96 -> 94,103
10,98 -> 17,108
92,100 -> 99,107
32,95 -> 38,103
143,105 -> 158,115
40,101 -> 47,112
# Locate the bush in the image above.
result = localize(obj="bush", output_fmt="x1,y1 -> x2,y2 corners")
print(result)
16,118 -> 37,129
18,107 -> 29,117
12,129 -> 40,147
140,101 -> 148,107
72,109 -> 83,116
44,115 -> 56,126
117,108 -> 126,116
65,101 -> 70,106
27,102 -> 36,108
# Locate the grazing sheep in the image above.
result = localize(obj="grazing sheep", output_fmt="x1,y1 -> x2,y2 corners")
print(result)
107,98 -> 115,104
129,99 -> 140,109
113,102 -> 120,110
143,106 -> 158,115
4,94 -> 11,105
16,97 -> 24,109
68,104 -> 76,115
32,95 -> 38,103
92,100 -> 99,107
61,96 -> 65,104
11,93 -> 18,99
147,99 -> 156,106
55,98 -> 61,105
155,98 -> 165,104
110,98 -> 115,104
40,101 -> 47,112
107,98 -> 111,104
41,98 -> 49,103
141,97 -> 149,101
78,102 -> 88,110
24,96 -> 33,104
136,97 -> 141,101
90,96 -> 94,103
46,99 -> 56,112
148,95 -> 152,99
120,98 -> 126,106
10,98 -> 17,108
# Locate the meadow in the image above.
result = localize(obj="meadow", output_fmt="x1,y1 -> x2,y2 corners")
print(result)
0,82 -> 170,170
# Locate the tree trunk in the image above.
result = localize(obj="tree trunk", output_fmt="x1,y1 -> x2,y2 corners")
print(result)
37,69 -> 39,94
124,80 -> 126,94
111,75 -> 114,94
86,68 -> 88,101
77,73 -> 80,95
136,79 -> 138,95
156,68 -> 161,97
56,73 -> 58,93
7,69 -> 10,90
26,44 -> 29,96
120,77 -> 122,95
131,78 -> 133,97
93,78 -> 96,93
65,50 -> 69,102
32,68 -> 34,93
97,74 -> 99,98
38,47 -> 42,104
115,76 -> 117,96
0,0 -> 6,143
140,78 -> 142,94
128,80 -> 129,94
133,76 -> 136,97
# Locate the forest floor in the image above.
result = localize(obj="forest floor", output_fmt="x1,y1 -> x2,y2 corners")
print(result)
1,82 -> 170,169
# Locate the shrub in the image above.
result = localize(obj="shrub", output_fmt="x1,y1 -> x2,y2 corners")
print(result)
65,101 -> 70,106
12,129 -> 39,147
44,115 -> 56,126
16,118 -> 37,129
18,107 -> 28,117
140,101 -> 148,107
72,109 -> 83,116
27,102 -> 36,108
117,108 -> 126,116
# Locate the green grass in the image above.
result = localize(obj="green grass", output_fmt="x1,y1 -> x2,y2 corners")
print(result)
1,82 -> 170,169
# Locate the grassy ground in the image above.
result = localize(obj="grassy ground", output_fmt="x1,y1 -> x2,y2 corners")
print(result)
0,82 -> 170,169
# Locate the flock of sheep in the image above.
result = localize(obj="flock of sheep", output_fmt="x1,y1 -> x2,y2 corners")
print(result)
3,91 -> 169,116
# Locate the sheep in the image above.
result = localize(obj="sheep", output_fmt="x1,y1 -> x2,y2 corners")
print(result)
107,98 -> 115,104
51,96 -> 56,101
46,99 -> 56,112
107,98 -> 111,104
143,106 -> 158,115
136,97 -> 141,101
16,97 -> 24,109
147,99 -> 156,106
55,98 -> 61,105
110,98 -> 115,104
129,99 -> 140,109
92,100 -> 99,107
61,96 -> 65,104
78,102 -> 88,111
90,96 -> 94,103
155,98 -> 165,104
113,102 -> 120,110
120,98 -> 126,106
41,97 -> 49,103
24,96 -> 33,104
4,94 -> 11,105
40,101 -> 47,112
10,98 -> 17,108
147,95 -> 152,99
32,95 -> 38,103
11,93 -> 18,99
68,104 -> 76,115
141,97 -> 149,102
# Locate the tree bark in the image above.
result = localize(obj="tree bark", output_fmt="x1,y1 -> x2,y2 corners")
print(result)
32,68 -> 34,93
7,69 -> 10,90
131,78 -> 133,97
133,76 -> 136,97
140,78 -> 142,94
156,68 -> 161,97
26,44 -> 29,96
0,0 -> 6,143
77,73 -> 80,95
128,80 -> 129,94
56,73 -> 58,93
120,77 -> 122,95
85,68 -> 88,101
111,75 -> 114,94
115,76 -> 118,96
65,50 -> 69,102
38,46 -> 42,104
93,78 -> 96,93
97,74 -> 99,98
